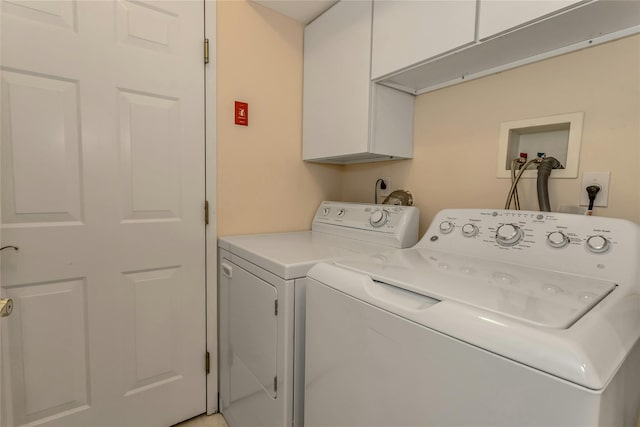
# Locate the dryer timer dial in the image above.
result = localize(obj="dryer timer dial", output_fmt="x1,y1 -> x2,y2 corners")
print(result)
369,210 -> 389,228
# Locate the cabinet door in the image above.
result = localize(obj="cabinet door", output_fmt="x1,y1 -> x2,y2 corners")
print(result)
371,0 -> 477,80
302,1 -> 372,161
478,0 -> 588,40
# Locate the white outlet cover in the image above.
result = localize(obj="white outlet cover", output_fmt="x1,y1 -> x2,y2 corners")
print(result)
579,171 -> 610,207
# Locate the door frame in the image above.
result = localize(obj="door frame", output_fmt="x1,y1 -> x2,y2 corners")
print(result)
205,0 -> 218,415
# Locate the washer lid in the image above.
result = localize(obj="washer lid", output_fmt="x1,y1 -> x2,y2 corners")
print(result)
333,247 -> 616,329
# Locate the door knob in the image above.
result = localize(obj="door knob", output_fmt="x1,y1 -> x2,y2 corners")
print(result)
0,298 -> 13,317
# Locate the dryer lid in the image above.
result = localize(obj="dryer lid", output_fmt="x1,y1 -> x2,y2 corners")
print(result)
219,231 -> 392,280
333,247 -> 616,329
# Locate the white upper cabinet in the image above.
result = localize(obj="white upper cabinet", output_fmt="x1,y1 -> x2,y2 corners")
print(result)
303,0 -> 414,164
377,0 -> 639,94
302,0 -> 638,162
478,0 -> 588,40
371,0 -> 477,80
303,1 -> 371,162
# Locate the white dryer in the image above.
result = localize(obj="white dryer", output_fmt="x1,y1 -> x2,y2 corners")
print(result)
218,201 -> 419,427
305,209 -> 640,427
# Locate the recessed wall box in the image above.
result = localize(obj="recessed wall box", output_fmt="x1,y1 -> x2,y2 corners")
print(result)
497,112 -> 583,179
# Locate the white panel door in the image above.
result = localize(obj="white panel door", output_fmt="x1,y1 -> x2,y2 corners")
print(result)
0,1 -> 206,426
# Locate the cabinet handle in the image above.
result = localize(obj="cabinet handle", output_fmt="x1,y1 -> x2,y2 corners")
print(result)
221,263 -> 232,278
0,246 -> 19,252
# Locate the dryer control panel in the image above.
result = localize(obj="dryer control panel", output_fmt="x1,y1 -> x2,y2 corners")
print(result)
418,209 -> 640,284
312,201 -> 419,248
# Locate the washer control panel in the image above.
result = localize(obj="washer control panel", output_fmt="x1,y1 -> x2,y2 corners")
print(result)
312,201 -> 420,248
419,209 -> 640,282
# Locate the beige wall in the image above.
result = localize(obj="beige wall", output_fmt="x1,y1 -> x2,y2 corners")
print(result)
217,4 -> 639,237
342,35 -> 640,236
216,0 -> 342,236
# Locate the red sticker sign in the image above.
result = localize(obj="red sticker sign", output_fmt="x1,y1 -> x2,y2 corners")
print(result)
235,101 -> 248,126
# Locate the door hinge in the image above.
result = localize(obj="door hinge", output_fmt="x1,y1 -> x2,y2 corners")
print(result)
206,351 -> 211,374
274,376 -> 278,393
274,299 -> 278,316
204,200 -> 209,225
204,38 -> 210,64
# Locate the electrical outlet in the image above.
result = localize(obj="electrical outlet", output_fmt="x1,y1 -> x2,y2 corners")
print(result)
378,177 -> 391,197
579,172 -> 610,207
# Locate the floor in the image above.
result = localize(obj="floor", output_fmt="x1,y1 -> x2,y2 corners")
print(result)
173,413 -> 228,427
171,409 -> 640,427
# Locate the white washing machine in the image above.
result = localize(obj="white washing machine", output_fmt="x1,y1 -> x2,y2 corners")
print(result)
305,209 -> 640,427
217,201 -> 419,427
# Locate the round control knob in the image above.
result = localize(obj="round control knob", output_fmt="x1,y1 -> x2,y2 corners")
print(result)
439,221 -> 454,234
461,223 -> 479,237
586,235 -> 610,253
322,207 -> 330,216
547,231 -> 569,248
369,210 -> 388,228
495,224 -> 523,246
337,208 -> 345,217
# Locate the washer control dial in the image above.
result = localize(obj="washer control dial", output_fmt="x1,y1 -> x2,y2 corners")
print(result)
322,207 -> 330,216
369,209 -> 389,228
461,223 -> 479,237
439,221 -> 454,234
495,224 -> 523,246
337,208 -> 345,217
547,231 -> 569,248
586,235 -> 610,253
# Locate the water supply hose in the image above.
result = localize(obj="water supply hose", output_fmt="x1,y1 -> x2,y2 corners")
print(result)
536,157 -> 563,212
504,158 -> 541,209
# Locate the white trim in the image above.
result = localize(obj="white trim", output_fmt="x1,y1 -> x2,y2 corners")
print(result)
412,25 -> 640,96
205,0 -> 218,415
